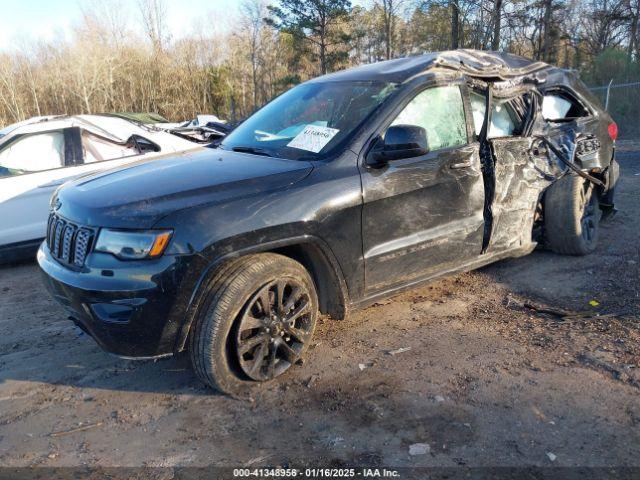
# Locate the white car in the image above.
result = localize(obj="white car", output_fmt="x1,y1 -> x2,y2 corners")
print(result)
153,114 -> 232,144
0,114 -> 203,262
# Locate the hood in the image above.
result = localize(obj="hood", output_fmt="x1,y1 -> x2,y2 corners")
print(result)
54,148 -> 313,228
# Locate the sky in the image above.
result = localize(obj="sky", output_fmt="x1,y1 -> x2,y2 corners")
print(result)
0,0 -> 243,50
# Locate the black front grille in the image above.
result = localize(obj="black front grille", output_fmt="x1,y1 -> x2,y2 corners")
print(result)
46,213 -> 95,267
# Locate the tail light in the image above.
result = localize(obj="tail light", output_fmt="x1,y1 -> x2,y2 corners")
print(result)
608,122 -> 618,141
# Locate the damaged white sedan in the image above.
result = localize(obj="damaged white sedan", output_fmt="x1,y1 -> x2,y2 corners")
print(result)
0,114 -> 203,262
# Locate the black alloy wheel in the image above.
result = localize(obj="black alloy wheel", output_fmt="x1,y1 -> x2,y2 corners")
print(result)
235,278 -> 314,381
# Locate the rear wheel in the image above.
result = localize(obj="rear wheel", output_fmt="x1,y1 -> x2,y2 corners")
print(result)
544,174 -> 602,255
189,253 -> 318,395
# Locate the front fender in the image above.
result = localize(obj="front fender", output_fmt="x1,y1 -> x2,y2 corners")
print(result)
153,155 -> 364,352
169,233 -> 349,353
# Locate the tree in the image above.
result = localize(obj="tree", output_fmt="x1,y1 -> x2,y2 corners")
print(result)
267,0 -> 352,74
376,0 -> 406,59
581,0 -> 628,56
407,2 -> 451,52
3,0 -> 640,131
138,0 -> 170,52
450,0 -> 460,48
240,0 -> 267,111
627,0 -> 640,60
491,0 -> 504,50
541,0 -> 555,60
80,0 -> 131,49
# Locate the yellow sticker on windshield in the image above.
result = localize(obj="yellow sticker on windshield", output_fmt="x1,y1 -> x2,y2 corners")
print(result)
287,125 -> 339,153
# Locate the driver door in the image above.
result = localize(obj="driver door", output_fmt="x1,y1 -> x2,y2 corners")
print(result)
360,83 -> 485,294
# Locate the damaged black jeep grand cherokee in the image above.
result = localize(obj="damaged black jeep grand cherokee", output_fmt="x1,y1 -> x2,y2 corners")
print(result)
39,50 -> 619,394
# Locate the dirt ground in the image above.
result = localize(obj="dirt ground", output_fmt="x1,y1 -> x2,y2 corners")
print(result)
0,145 -> 639,473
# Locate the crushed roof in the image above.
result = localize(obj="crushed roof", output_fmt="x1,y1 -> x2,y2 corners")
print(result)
312,49 -> 554,84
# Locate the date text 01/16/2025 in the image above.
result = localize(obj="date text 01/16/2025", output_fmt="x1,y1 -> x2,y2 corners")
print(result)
232,468 -> 401,477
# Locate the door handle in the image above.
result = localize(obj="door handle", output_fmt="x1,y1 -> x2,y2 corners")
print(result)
450,160 -> 474,169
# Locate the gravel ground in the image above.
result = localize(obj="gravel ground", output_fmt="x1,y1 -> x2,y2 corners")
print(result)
0,150 -> 638,473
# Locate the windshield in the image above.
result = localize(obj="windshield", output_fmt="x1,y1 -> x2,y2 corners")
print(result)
221,81 -> 397,160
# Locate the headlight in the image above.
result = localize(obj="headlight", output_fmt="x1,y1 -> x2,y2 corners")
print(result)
94,229 -> 173,260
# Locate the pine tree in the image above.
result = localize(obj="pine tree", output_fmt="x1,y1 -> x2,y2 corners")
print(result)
267,0 -> 352,74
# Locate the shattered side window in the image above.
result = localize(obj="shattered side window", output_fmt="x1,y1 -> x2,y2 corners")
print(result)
82,132 -> 139,163
470,93 -> 486,136
470,92 -> 519,138
391,85 -> 467,151
491,103 -> 518,137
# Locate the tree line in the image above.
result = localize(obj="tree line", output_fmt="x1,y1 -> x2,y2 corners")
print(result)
0,0 -> 639,129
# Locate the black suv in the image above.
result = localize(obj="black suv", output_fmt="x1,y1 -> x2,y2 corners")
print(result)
39,50 -> 619,394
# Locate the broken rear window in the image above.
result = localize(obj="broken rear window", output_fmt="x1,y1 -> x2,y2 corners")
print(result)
542,91 -> 590,121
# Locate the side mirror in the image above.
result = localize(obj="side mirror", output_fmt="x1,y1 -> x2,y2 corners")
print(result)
369,125 -> 429,165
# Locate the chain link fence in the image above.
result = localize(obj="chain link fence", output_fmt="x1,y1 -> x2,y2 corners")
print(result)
589,81 -> 640,139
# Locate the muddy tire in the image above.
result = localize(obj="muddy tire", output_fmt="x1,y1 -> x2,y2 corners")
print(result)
189,253 -> 318,395
544,174 -> 602,256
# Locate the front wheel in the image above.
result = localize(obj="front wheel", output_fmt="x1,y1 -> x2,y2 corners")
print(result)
190,253 -> 318,395
544,174 -> 602,255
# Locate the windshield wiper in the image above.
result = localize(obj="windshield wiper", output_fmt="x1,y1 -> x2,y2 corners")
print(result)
231,146 -> 273,157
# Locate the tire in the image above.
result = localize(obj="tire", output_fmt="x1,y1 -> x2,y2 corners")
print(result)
544,174 -> 602,256
189,253 -> 318,395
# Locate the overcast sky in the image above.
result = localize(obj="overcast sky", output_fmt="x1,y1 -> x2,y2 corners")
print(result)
0,0 -> 243,50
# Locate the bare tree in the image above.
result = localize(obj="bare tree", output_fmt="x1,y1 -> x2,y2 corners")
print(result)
582,0 -> 628,55
0,56 -> 24,122
541,0 -> 554,60
376,0 -> 407,59
3,0 -> 640,131
450,0 -> 460,48
80,0 -> 130,48
627,0 -> 640,59
138,0 -> 170,51
240,0 -> 267,110
491,0 -> 504,50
